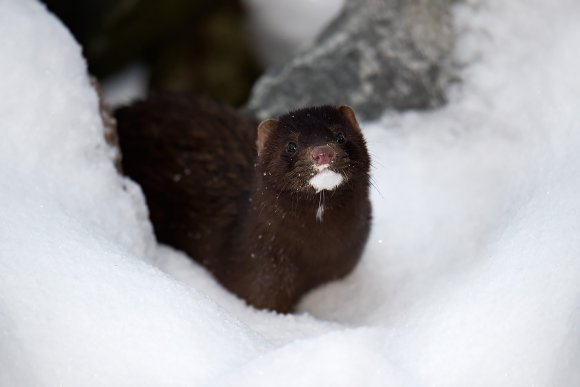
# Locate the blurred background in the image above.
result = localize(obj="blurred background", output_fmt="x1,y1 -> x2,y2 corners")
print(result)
40,0 -> 344,107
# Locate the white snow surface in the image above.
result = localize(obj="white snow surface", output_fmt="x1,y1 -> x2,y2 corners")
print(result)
1,0 -> 580,386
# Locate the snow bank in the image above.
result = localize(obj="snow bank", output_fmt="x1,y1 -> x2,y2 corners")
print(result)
1,0 -> 579,386
0,2 -> 265,386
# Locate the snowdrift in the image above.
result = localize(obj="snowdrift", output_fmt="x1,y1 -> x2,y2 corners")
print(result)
0,0 -> 579,386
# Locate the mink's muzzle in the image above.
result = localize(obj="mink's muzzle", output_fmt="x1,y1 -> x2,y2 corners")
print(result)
261,141 -> 362,195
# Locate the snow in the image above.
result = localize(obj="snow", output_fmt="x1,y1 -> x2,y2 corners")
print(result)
242,0 -> 345,66
101,64 -> 148,108
1,0 -> 580,386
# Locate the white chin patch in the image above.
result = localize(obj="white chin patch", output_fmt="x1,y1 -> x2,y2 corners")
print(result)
309,169 -> 344,193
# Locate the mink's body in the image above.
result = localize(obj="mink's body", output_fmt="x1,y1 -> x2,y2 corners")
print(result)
116,94 -> 371,313
116,95 -> 257,276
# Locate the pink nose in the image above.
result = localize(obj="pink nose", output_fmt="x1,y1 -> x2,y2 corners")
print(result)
311,145 -> 335,165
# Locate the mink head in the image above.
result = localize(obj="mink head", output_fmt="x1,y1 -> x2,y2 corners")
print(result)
256,105 -> 370,194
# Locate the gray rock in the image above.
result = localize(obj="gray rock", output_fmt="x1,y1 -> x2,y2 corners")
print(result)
246,0 -> 458,121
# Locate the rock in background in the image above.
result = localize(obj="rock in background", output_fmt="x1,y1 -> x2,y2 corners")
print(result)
246,0 -> 458,121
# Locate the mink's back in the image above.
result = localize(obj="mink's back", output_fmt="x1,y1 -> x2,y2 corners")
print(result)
115,94 -> 258,270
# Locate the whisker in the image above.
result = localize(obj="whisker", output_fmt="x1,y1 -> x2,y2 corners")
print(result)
369,175 -> 383,198
368,154 -> 385,168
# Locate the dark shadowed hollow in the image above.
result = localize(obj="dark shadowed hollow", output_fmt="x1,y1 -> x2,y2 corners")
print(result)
41,0 -> 263,106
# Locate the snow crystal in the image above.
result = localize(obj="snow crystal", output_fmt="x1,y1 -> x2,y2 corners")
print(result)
1,0 -> 579,386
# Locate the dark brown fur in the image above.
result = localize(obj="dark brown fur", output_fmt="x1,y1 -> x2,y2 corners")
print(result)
115,94 -> 371,313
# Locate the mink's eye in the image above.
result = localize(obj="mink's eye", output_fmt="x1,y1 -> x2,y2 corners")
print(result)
286,142 -> 298,153
336,132 -> 346,144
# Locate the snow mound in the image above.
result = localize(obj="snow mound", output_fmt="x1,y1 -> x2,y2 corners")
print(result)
1,0 -> 579,386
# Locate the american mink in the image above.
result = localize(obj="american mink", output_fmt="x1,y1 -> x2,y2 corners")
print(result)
115,94 -> 372,313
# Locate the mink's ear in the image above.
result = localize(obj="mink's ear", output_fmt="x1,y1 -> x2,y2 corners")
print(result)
257,119 -> 278,156
338,105 -> 362,133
